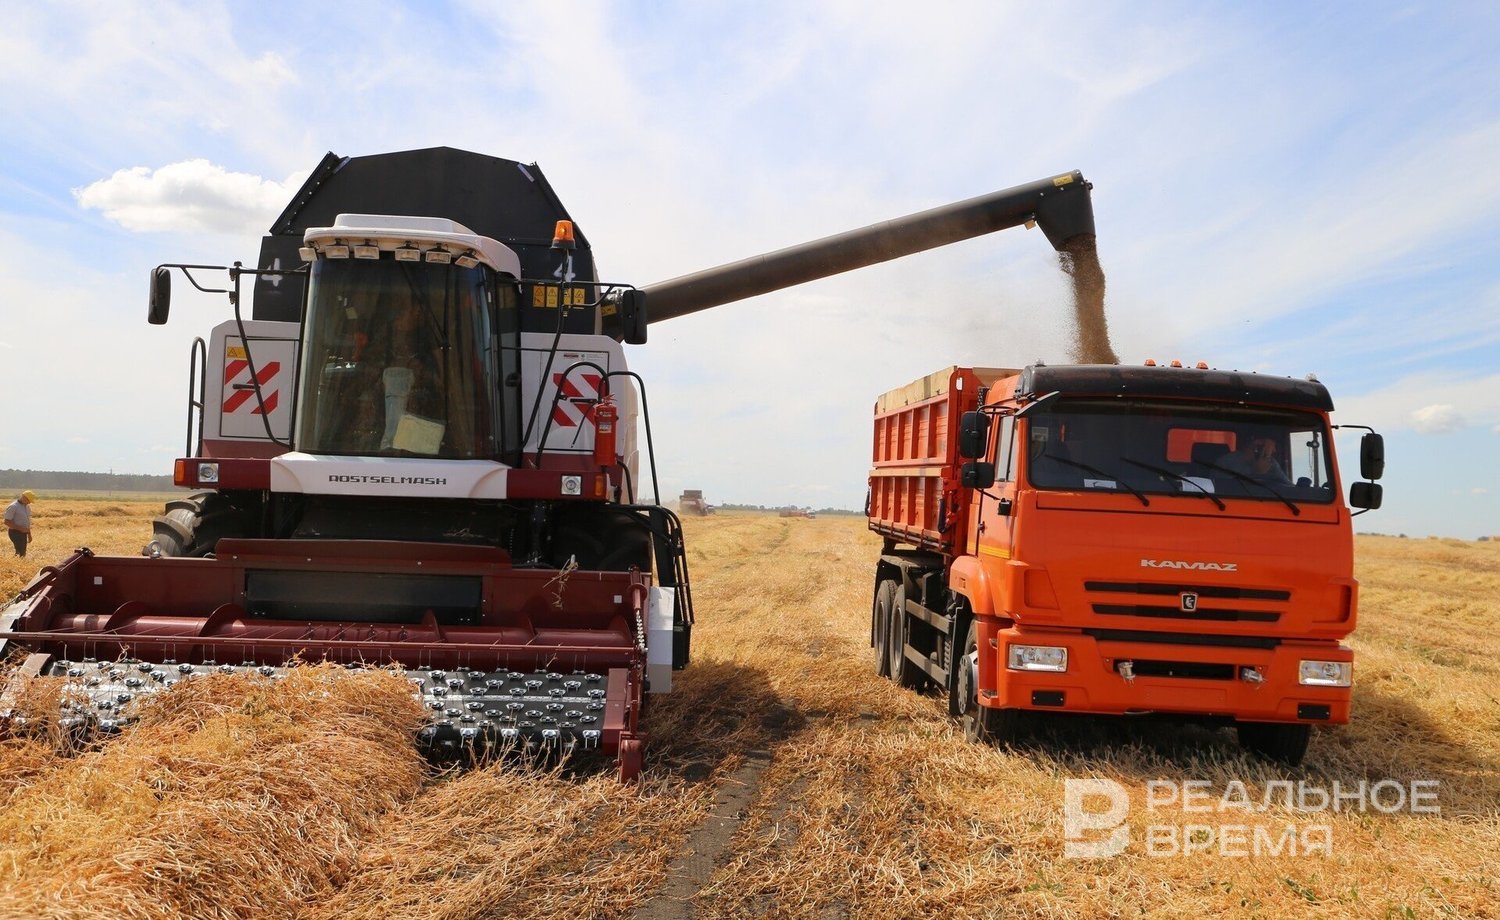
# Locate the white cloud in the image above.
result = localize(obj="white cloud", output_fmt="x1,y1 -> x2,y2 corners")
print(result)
1475,488 -> 1490,496
1411,403 -> 1466,434
72,159 -> 301,234
1336,374 -> 1500,434
0,340 -> 13,349
66,437 -> 89,445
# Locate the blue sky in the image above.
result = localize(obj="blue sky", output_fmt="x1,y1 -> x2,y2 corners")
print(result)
1,1 -> 1497,538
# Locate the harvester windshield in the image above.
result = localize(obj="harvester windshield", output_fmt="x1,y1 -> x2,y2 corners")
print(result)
296,257 -> 513,459
1024,399 -> 1336,504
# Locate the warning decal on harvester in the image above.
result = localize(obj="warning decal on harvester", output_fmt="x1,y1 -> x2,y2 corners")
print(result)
222,358 -> 282,415
551,371 -> 602,428
219,337 -> 297,441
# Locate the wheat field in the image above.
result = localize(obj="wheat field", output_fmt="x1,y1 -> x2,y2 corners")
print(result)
2,499 -> 1497,919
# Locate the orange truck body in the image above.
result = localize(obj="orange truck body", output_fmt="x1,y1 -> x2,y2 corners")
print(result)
868,364 -> 1362,758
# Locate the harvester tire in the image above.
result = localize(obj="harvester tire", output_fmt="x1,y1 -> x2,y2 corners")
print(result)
550,508 -> 652,572
146,491 -> 248,558
1236,722 -> 1311,766
957,619 -> 1020,745
887,586 -> 925,690
872,579 -> 895,678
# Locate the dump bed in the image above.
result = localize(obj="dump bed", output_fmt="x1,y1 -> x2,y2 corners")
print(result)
868,366 -> 1018,555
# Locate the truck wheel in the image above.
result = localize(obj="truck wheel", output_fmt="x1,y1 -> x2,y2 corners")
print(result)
872,579 -> 895,678
957,619 -> 1019,745
1236,722 -> 1311,766
145,491 -> 248,558
887,586 -> 925,690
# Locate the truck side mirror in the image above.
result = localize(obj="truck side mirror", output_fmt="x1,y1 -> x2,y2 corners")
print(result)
1360,432 -> 1384,481
961,461 -> 995,489
148,267 -> 172,325
958,411 -> 990,459
621,289 -> 647,345
1349,481 -> 1382,510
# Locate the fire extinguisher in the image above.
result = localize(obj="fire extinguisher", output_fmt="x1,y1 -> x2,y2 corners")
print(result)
593,395 -> 618,468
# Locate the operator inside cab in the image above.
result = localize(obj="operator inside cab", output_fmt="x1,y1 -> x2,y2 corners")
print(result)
298,252 -> 496,459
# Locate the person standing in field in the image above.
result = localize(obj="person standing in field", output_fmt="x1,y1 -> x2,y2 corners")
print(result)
5,489 -> 35,557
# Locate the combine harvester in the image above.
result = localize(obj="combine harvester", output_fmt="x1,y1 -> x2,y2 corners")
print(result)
678,490 -> 713,516
0,148 -> 1098,779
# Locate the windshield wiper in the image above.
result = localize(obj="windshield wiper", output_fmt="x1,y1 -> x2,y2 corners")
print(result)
1040,452 -> 1150,507
1194,460 -> 1301,516
1119,458 -> 1226,511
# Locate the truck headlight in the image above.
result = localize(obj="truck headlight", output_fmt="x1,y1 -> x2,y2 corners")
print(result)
196,462 -> 220,484
1298,660 -> 1351,687
1008,644 -> 1068,672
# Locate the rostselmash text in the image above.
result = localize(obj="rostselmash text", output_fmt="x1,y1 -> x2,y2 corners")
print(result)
1140,559 -> 1238,572
327,475 -> 449,485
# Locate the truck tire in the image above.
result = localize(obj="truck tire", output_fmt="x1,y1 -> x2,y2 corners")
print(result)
957,619 -> 1020,745
872,579 -> 895,678
145,491 -> 248,558
1236,722 -> 1311,766
887,585 -> 925,690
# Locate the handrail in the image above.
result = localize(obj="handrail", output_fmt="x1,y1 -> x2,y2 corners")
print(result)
186,336 -> 208,456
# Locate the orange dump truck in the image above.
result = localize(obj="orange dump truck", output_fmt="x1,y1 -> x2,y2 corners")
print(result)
867,363 -> 1385,764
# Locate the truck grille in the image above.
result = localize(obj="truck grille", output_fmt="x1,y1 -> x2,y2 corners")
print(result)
1126,659 -> 1236,680
1084,581 -> 1288,623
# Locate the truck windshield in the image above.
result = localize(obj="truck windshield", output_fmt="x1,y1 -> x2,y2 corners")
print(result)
1023,398 -> 1336,505
296,258 -> 496,459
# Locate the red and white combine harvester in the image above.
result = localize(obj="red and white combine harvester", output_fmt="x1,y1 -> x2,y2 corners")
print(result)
0,148 -> 1097,779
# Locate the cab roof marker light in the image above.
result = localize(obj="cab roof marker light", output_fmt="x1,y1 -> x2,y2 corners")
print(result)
297,245 -> 318,262
1144,358 -> 1157,366
1196,361 -> 1209,370
455,250 -> 480,269
324,242 -> 351,259
394,243 -> 422,262
425,248 -> 453,264
353,241 -> 380,259
1170,359 -> 1183,368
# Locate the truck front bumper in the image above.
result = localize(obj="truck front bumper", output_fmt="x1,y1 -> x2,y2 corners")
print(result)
979,624 -> 1352,724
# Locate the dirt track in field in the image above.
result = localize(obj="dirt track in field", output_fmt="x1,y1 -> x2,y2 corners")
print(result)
4,503 -> 1499,918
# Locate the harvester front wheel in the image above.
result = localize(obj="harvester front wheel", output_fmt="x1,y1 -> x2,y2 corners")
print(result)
1236,722 -> 1311,766
146,491 -> 248,558
872,579 -> 895,678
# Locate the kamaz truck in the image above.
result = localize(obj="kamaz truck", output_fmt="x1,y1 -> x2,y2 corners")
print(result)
868,363 -> 1384,764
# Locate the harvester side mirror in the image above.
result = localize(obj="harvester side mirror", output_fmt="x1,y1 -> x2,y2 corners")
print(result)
148,267 -> 172,325
622,289 -> 648,345
1349,481 -> 1382,510
961,461 -> 996,489
958,411 -> 990,459
1360,432 -> 1385,481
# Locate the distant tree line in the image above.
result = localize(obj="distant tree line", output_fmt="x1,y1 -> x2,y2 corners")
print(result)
0,469 -> 175,493
712,504 -> 862,516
